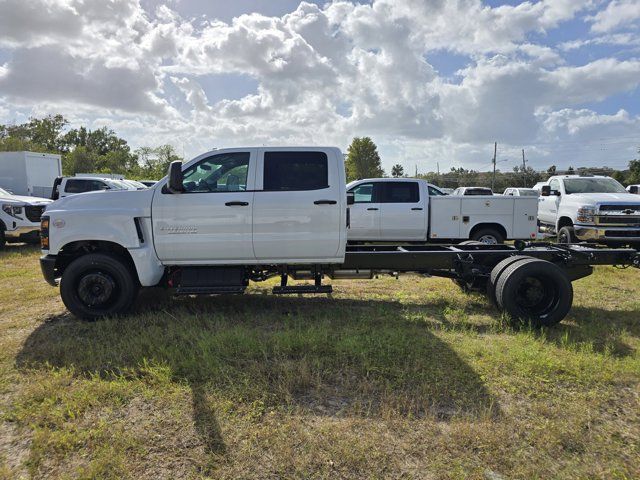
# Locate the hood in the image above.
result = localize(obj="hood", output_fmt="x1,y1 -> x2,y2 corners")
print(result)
566,192 -> 640,204
0,194 -> 53,205
47,188 -> 155,216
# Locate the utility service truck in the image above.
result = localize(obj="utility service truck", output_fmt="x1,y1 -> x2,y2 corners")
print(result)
538,175 -> 640,247
347,178 -> 538,244
40,147 -> 640,326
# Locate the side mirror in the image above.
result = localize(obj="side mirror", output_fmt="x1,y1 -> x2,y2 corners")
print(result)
347,192 -> 355,206
541,185 -> 551,197
167,161 -> 184,194
630,186 -> 639,194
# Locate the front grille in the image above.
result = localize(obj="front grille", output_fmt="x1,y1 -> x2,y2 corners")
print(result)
604,230 -> 640,238
25,205 -> 45,222
599,204 -> 640,212
595,216 -> 640,226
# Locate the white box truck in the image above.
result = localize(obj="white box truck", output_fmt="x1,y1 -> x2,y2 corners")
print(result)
0,151 -> 62,198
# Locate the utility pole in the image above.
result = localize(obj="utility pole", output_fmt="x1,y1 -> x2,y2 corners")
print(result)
522,149 -> 526,187
491,142 -> 497,192
415,164 -> 418,177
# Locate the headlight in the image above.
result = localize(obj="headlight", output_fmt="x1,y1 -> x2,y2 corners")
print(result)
576,206 -> 596,224
1,204 -> 24,218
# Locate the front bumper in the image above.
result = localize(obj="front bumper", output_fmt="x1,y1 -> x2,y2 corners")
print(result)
574,225 -> 640,242
4,225 -> 40,239
40,255 -> 58,286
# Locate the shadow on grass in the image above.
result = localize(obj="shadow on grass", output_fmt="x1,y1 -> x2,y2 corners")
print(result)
16,290 -> 502,453
538,306 -> 640,358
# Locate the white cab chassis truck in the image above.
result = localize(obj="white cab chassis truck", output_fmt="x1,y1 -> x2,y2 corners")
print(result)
40,147 -> 640,327
347,178 -> 538,244
538,175 -> 640,247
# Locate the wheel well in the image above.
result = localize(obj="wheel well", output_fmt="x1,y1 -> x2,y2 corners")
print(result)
557,217 -> 573,230
55,240 -> 139,283
469,223 -> 507,239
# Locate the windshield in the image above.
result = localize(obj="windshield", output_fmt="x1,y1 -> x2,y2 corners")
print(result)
106,180 -> 129,190
564,178 -> 627,194
519,189 -> 539,197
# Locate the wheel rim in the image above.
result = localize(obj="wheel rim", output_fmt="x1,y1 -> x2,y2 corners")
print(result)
478,234 -> 498,245
77,271 -> 117,308
558,231 -> 569,244
513,275 -> 558,318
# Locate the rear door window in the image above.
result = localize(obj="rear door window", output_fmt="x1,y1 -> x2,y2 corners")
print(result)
263,151 -> 328,191
381,182 -> 419,203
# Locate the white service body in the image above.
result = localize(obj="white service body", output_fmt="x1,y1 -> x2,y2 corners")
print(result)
44,147 -> 347,286
347,178 -> 538,243
0,151 -> 62,197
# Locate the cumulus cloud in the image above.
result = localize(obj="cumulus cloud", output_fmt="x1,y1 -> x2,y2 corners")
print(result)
0,0 -> 638,170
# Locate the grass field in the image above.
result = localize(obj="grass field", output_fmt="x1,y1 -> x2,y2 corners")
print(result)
0,244 -> 639,479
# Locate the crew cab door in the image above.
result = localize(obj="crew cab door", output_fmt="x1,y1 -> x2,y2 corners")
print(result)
379,181 -> 426,240
151,149 -> 257,263
347,182 -> 381,240
252,149 -> 342,261
538,178 -> 562,225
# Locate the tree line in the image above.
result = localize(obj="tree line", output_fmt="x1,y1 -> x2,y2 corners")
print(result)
2,116 -> 638,188
0,115 -> 180,180
346,137 -> 640,190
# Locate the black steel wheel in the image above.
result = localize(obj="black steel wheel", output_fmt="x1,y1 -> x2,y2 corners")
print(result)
60,253 -> 138,320
486,255 -> 534,307
495,258 -> 572,327
557,226 -> 577,244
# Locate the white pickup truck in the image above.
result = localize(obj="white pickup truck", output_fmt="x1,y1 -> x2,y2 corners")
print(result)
39,147 -> 640,326
538,175 -> 640,246
0,186 -> 52,248
347,178 -> 538,244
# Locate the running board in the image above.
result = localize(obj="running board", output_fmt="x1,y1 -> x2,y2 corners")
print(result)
272,285 -> 333,294
175,286 -> 246,295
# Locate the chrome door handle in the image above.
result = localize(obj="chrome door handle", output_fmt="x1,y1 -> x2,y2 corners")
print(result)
225,201 -> 249,206
314,200 -> 337,205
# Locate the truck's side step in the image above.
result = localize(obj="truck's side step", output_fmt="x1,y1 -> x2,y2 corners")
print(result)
175,286 -> 246,295
272,285 -> 333,294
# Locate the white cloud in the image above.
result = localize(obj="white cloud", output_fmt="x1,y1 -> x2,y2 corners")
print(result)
0,0 -> 638,172
588,0 -> 640,33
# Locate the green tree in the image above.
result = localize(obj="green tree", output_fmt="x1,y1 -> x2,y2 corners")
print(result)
64,146 -> 98,175
391,164 -> 404,177
547,165 -> 556,175
627,159 -> 640,185
345,137 -> 384,182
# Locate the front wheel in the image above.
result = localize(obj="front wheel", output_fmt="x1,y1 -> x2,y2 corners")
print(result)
60,253 -> 138,320
557,226 -> 577,244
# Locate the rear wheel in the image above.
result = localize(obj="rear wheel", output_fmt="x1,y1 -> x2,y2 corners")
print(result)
60,253 -> 138,320
557,226 -> 577,244
470,228 -> 504,245
0,227 -> 5,250
486,255 -> 533,307
495,258 -> 572,327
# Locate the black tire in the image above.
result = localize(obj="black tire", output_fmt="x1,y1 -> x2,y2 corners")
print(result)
495,258 -> 573,327
0,227 -> 5,250
486,255 -> 533,307
470,228 -> 505,245
557,226 -> 577,244
60,253 -> 138,320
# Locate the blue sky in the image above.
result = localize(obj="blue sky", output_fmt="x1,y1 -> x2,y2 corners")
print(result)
0,0 -> 639,173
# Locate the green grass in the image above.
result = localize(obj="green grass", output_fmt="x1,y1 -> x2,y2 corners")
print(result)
0,245 -> 639,479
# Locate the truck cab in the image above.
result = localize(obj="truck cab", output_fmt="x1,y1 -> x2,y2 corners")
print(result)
538,175 -> 640,245
51,176 -> 135,200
